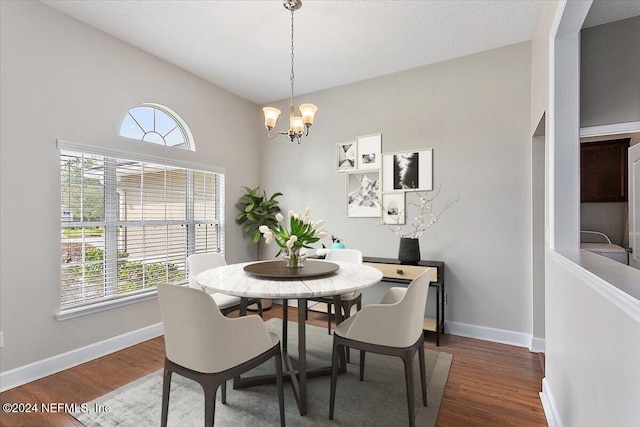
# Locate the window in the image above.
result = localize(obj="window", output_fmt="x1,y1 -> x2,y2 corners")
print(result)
59,144 -> 224,312
119,103 -> 194,150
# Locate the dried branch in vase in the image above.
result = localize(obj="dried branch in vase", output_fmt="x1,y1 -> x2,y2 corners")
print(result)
382,186 -> 459,239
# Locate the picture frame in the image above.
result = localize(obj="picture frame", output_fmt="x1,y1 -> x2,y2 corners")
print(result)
346,171 -> 381,218
356,133 -> 382,170
336,141 -> 357,172
381,192 -> 406,225
382,149 -> 433,192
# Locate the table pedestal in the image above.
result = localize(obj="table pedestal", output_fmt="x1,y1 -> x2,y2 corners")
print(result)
232,296 -> 347,416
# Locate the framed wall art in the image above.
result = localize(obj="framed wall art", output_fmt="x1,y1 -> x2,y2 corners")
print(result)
382,149 -> 433,192
346,171 -> 381,218
381,192 -> 405,225
336,141 -> 357,172
355,134 -> 382,170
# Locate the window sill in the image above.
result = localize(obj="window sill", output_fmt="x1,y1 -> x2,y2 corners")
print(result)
56,290 -> 158,321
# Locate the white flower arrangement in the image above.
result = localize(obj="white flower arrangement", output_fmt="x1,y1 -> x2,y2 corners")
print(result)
259,208 -> 329,252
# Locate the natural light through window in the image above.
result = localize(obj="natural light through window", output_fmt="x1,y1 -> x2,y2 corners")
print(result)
59,148 -> 224,311
119,103 -> 194,150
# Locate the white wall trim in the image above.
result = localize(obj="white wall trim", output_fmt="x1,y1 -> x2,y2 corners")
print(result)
550,250 -> 640,321
530,337 -> 546,353
444,320 -> 532,348
0,323 -> 163,392
56,290 -> 158,321
57,139 -> 225,175
580,121 -> 640,138
540,378 -> 561,427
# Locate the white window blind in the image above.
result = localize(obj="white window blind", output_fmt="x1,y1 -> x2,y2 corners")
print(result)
60,148 -> 224,310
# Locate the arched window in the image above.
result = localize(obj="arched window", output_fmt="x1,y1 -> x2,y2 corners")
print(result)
119,103 -> 195,150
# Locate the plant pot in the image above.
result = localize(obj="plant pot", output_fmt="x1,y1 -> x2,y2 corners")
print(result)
398,238 -> 421,265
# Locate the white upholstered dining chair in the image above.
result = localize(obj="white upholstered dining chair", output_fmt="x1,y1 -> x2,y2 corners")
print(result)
329,269 -> 431,427
157,283 -> 285,427
187,252 -> 262,316
309,249 -> 363,334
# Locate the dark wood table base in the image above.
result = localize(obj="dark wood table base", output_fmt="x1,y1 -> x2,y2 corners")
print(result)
233,296 -> 347,416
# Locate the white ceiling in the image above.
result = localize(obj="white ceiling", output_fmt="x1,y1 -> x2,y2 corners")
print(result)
41,0 -> 640,105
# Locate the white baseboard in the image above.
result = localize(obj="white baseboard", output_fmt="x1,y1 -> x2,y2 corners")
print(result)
444,320 -> 532,348
540,377 -> 561,427
0,323 -> 163,392
530,336 -> 546,353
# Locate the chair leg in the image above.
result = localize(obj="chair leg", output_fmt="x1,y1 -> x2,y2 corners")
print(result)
418,343 -> 427,406
274,349 -> 285,427
403,351 -> 416,427
327,302 -> 333,334
257,300 -> 263,318
161,368 -> 172,427
203,379 -> 218,427
329,337 -> 341,420
359,350 -> 366,381
221,380 -> 227,404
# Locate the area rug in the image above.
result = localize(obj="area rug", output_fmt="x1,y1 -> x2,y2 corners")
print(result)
74,319 -> 452,427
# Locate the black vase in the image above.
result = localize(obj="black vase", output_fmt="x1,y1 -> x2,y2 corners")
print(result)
398,238 -> 421,265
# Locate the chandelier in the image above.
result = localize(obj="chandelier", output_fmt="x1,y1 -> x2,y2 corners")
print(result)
263,0 -> 318,144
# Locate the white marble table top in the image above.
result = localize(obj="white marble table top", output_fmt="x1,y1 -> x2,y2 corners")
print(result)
196,260 -> 383,299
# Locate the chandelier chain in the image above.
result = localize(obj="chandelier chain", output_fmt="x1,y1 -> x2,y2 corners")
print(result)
290,9 -> 295,104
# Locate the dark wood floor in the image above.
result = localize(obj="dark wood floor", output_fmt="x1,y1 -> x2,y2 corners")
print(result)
0,304 -> 547,426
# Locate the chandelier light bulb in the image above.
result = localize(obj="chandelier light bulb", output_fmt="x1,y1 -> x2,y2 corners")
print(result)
263,107 -> 281,129
291,116 -> 305,134
299,103 -> 318,126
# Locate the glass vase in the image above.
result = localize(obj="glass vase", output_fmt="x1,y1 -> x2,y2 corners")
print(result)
283,246 -> 307,267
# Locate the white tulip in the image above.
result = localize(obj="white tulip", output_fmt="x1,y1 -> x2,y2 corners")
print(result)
288,210 -> 296,218
303,207 -> 311,216
303,216 -> 312,224
259,225 -> 270,233
312,219 -> 325,229
276,213 -> 284,222
286,239 -> 294,249
318,230 -> 328,239
265,237 -> 273,244
290,235 -> 298,243
297,212 -> 304,220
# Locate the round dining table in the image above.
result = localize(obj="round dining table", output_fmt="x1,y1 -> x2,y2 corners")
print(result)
196,259 -> 383,416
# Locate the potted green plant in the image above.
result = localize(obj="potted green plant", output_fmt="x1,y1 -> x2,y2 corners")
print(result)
236,186 -> 283,260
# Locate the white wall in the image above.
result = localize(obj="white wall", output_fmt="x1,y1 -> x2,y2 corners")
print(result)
260,42 -> 534,339
0,1 -> 261,374
534,1 -> 640,425
544,250 -> 640,427
580,16 -> 640,128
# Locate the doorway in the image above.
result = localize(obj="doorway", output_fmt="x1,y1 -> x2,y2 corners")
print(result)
579,125 -> 640,269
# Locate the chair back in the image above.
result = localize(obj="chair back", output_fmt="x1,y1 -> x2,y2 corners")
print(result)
395,270 -> 431,346
345,269 -> 430,348
187,252 -> 226,291
157,283 -> 273,373
325,249 -> 363,264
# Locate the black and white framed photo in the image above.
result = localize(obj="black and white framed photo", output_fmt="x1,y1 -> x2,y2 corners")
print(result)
336,141 -> 357,172
381,192 -> 406,225
346,171 -> 381,218
382,149 -> 433,192
356,134 -> 382,170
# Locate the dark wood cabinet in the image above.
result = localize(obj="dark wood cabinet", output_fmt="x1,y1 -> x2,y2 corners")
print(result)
580,138 -> 630,203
